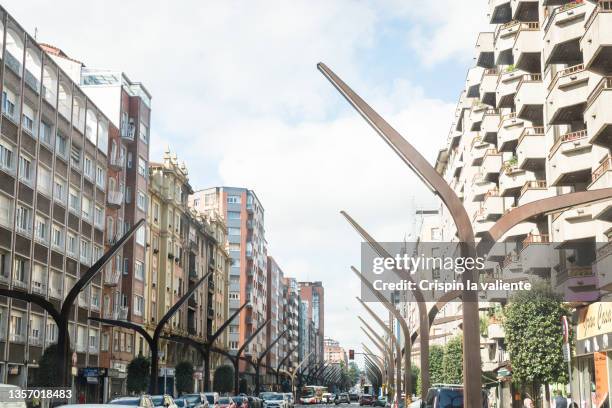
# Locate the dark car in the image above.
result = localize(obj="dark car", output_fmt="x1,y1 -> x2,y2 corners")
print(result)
334,394 -> 350,405
246,396 -> 262,408
349,394 -> 360,403
373,397 -> 387,407
421,386 -> 488,408
359,395 -> 374,406
231,396 -> 249,408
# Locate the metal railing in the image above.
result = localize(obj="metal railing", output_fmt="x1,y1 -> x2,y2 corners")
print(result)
592,155 -> 612,184
520,180 -> 547,197
518,126 -> 545,145
585,0 -> 612,31
549,129 -> 588,158
544,0 -> 587,33
548,64 -> 586,92
586,77 -> 612,110
522,234 -> 550,249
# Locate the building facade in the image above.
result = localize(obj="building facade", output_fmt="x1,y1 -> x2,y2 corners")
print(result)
299,281 -> 324,363
324,337 -> 347,366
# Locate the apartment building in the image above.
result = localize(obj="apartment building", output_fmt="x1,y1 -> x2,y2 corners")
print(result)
191,187 -> 268,368
0,8 -> 115,397
420,0 -> 612,404
281,276 -> 300,373
324,337 -> 347,366
266,256 -> 282,384
299,282 -> 324,363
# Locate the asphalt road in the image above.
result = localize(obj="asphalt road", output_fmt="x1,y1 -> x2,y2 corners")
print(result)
294,402 -> 421,408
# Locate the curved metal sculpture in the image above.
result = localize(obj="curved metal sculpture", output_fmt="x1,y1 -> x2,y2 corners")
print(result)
233,319 -> 271,394
276,345 -> 298,386
254,329 -> 288,394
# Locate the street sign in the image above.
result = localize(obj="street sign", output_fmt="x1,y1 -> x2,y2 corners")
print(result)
563,343 -> 571,362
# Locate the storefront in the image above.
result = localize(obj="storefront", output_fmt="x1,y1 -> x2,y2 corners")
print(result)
107,361 -> 128,400
77,367 -> 105,403
575,301 -> 612,407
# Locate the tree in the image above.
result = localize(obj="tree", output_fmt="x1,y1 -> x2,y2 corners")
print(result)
410,365 -> 420,397
504,285 -> 568,402
213,365 -> 234,394
36,345 -> 61,387
127,356 -> 150,394
441,336 -> 463,384
428,345 -> 445,384
175,361 -> 194,395
348,362 -> 360,386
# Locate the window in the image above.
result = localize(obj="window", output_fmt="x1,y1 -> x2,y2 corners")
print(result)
133,295 -> 144,316
37,165 -> 51,195
96,166 -> 105,189
53,177 -> 66,203
0,140 -> 14,172
227,195 -> 241,204
123,258 -> 129,275
91,289 -> 100,309
22,104 -> 35,134
13,258 -> 28,284
136,225 -> 145,246
127,152 -> 133,168
55,132 -> 67,158
229,243 -> 240,251
16,205 -> 32,234
431,228 -> 442,241
135,260 -> 145,281
139,121 -> 148,144
93,245 -> 103,262
84,156 -> 93,179
70,145 -> 81,168
80,240 -> 90,263
81,196 -> 92,220
67,232 -> 77,256
101,333 -> 109,351
138,157 -> 147,177
40,121 -> 52,145
113,331 -> 119,352
51,224 -> 64,249
0,194 -> 12,227
137,191 -> 146,211
228,227 -> 241,236
69,187 -> 79,212
10,315 -> 23,338
47,322 -> 57,342
125,186 -> 131,203
229,341 -> 238,350
35,216 -> 48,242
2,90 -> 16,120
153,202 -> 159,223
228,211 -> 241,220
19,155 -> 34,185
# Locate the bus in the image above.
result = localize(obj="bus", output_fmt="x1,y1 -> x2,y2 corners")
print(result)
300,386 -> 328,404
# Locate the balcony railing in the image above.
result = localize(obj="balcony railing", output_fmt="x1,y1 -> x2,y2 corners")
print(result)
585,0 -> 612,31
548,64 -> 586,92
597,241 -> 612,260
520,180 -> 547,197
587,77 -> 612,110
592,155 -> 612,184
549,130 -> 588,158
5,52 -> 22,76
12,279 -> 28,289
516,74 -> 543,92
544,0 -> 587,33
10,333 -> 25,343
517,126 -> 545,145
523,234 -> 550,249
107,191 -> 124,206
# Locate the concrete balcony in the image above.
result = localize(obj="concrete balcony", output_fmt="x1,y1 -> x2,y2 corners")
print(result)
497,69 -> 524,108
500,220 -> 537,241
466,67 -> 485,98
595,241 -> 612,291
472,179 -> 499,201
543,1 -> 594,66
482,192 -> 505,220
515,75 -> 544,123
107,190 -> 124,208
498,113 -> 526,152
520,234 -> 555,274
556,265 -> 599,302
476,32 -> 496,69
482,149 -> 503,175
511,0 -> 540,22
471,139 -> 493,166
548,130 -> 593,186
516,127 -> 546,170
582,2 -> 612,75
551,205 -> 597,244
585,77 -> 612,147
518,180 -> 554,206
480,69 -> 500,107
495,21 -> 521,65
470,103 -> 488,131
513,22 -> 542,72
500,163 -> 536,196
488,323 -> 505,339
589,155 -> 612,222
489,0 -> 512,24
546,64 -> 590,125
482,109 -> 501,142
474,216 -> 496,237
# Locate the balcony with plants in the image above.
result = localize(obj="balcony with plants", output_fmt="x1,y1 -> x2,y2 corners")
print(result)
500,156 -> 537,195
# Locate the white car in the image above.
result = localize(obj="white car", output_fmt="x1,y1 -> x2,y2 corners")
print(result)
262,393 -> 287,408
0,385 -> 26,408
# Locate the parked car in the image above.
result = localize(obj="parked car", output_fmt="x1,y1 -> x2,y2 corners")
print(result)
217,397 -> 236,408
261,393 -> 287,408
373,397 -> 387,407
349,394 -> 360,403
110,396 -> 155,408
0,385 -> 26,408
182,394 -> 210,408
359,395 -> 374,406
246,396 -> 262,408
204,392 -> 220,408
334,393 -> 350,405
231,396 -> 249,408
151,395 -> 179,408
322,393 -> 333,404
421,386 -> 463,408
282,393 -> 294,408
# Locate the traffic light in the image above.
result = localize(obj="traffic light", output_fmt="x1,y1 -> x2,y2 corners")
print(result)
349,349 -> 354,360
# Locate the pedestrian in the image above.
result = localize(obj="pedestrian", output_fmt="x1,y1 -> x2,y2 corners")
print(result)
523,393 -> 534,408
78,392 -> 86,404
552,390 -> 567,408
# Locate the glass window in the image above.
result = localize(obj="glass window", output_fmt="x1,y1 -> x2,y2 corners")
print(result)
40,121 -> 52,145
137,191 -> 146,211
139,121 -> 148,144
138,157 -> 147,176
135,261 -> 144,281
227,195 -> 241,204
70,145 -> 81,168
96,166 -> 105,189
0,194 -> 12,227
228,227 -> 241,236
136,225 -> 145,246
37,165 -> 51,195
94,206 -> 104,228
228,211 -> 241,220
0,140 -> 14,173
19,154 -> 34,185
134,295 -> 144,316
55,132 -> 67,158
84,156 -> 94,179
69,188 -> 79,212
81,196 -> 92,220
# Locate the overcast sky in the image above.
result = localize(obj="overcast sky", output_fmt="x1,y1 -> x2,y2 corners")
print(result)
6,0 -> 488,363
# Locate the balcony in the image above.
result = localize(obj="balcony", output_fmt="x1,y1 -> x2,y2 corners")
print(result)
471,140 -> 493,166
595,242 -> 612,291
495,21 -> 521,66
472,179 -> 498,201
582,2 -> 612,75
474,216 -> 496,237
105,306 -> 129,321
518,180 -> 554,206
546,64 -> 590,125
513,23 -> 542,72
489,0 -> 512,24
31,281 -> 47,295
498,113 -> 526,151
470,103 -> 488,131
589,156 -> 612,222
512,0 -> 540,22
476,32 -> 495,68
551,206 -> 597,245
556,265 -> 598,302
500,162 -> 536,196
585,77 -> 612,147
515,75 -> 544,123
109,155 -> 125,170
481,109 -> 501,142
548,130 -> 593,186
49,286 -> 63,299
107,190 -> 124,208
516,127 -> 546,170
521,234 -> 555,274
499,220 -> 537,241
497,68 -> 524,108
104,269 -> 121,286
543,1 -> 594,66
482,191 -> 505,220
482,149 -> 503,175
480,69 -> 500,107
466,67 -> 484,99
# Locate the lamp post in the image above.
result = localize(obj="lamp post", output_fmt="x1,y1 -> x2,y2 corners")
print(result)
253,329 -> 288,394
232,319 -> 271,394
291,351 -> 314,401
276,346 -> 298,387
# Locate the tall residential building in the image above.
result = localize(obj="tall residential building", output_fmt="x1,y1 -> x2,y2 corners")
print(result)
414,0 -> 612,404
41,43 -> 152,399
324,337 -> 347,366
280,276 -> 299,373
0,8 -> 114,399
191,187 -> 268,367
266,256 -> 282,382
299,281 -> 325,362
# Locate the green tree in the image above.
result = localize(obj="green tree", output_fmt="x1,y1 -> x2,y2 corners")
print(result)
213,365 -> 234,394
410,365 -> 420,396
35,345 -> 61,387
503,285 -> 568,401
175,361 -> 194,395
428,345 -> 445,384
348,362 -> 360,386
441,336 -> 463,384
127,356 -> 150,394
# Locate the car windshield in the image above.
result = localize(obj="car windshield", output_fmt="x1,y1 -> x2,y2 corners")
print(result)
110,399 -> 140,406
268,395 -> 283,401
218,398 -> 232,404
438,389 -> 463,407
205,396 -> 215,404
184,395 -> 201,404
175,400 -> 186,408
151,396 -> 164,406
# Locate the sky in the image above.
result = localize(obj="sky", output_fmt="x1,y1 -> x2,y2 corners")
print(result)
5,0 -> 489,364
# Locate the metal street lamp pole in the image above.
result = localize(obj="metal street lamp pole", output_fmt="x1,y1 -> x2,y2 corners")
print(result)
233,319 -> 271,395
292,351 -> 314,401
254,329 -> 288,394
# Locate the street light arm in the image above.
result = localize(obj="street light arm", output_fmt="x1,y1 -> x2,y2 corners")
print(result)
89,317 -> 154,345
258,329 -> 288,363
237,318 -> 271,357
0,289 -> 61,324
278,345 -> 298,371
357,299 -> 399,345
209,301 -> 250,345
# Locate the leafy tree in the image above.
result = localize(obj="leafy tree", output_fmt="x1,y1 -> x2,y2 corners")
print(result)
175,361 -> 194,395
127,356 -> 150,394
503,285 -> 568,402
441,336 -> 463,384
410,365 -> 420,396
428,345 -> 445,384
35,345 -> 61,387
348,362 -> 360,386
213,365 -> 234,394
